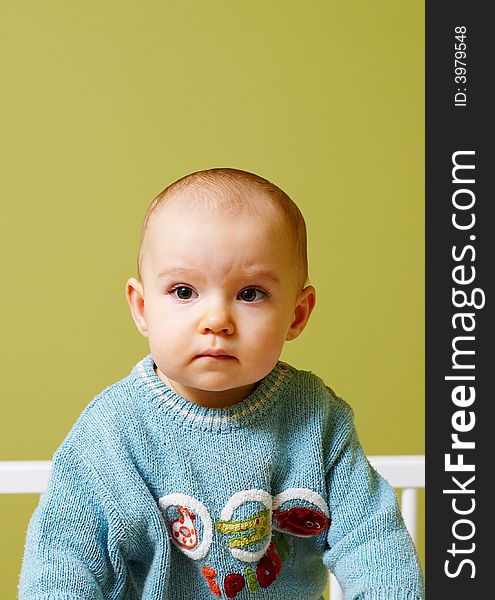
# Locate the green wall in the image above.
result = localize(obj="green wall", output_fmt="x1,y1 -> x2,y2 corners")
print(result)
1,1 -> 424,596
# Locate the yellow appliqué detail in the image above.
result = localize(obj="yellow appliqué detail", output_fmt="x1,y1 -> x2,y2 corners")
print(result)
215,507 -> 270,549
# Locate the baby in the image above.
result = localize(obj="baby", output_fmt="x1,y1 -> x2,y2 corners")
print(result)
19,168 -> 424,599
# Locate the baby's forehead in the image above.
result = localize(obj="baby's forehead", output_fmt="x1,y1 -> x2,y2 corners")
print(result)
143,199 -> 293,269
149,189 -> 287,233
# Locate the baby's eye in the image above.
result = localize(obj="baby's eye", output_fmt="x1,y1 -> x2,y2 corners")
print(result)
171,286 -> 198,301
238,288 -> 265,303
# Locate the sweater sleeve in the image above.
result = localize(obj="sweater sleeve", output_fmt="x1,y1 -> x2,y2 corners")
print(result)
322,396 -> 424,600
18,443 -> 128,599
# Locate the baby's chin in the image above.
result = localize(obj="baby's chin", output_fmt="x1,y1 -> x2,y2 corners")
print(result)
189,367 -> 278,393
158,363 -> 276,389
162,370 -> 267,404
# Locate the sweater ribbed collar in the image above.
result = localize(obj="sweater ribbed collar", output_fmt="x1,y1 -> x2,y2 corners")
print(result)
130,354 -> 295,432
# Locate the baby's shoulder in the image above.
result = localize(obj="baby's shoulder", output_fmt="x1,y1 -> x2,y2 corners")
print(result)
61,374 -> 141,457
286,364 -> 352,413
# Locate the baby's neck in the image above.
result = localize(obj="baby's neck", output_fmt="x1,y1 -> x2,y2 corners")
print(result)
154,367 -> 259,408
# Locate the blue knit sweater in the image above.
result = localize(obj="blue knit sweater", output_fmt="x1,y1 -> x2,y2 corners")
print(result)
19,355 -> 424,599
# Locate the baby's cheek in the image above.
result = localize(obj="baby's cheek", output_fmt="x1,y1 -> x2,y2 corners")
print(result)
258,319 -> 287,343
250,329 -> 285,362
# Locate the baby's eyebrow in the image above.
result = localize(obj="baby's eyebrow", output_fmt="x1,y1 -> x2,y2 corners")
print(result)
241,269 -> 281,285
156,267 -> 281,285
156,267 -> 198,279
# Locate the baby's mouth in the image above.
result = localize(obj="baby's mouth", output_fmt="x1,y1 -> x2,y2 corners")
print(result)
198,355 -> 236,360
195,350 -> 237,360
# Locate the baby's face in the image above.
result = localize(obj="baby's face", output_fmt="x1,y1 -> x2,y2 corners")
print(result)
127,193 -> 315,407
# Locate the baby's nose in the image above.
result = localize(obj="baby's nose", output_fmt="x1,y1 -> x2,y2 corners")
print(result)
198,301 -> 235,335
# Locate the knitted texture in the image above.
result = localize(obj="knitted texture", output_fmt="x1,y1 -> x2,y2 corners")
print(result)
19,355 -> 424,600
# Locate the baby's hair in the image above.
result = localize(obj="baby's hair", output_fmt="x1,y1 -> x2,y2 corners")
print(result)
137,168 -> 309,289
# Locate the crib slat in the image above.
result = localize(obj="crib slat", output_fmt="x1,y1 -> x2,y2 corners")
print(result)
401,487 -> 418,544
329,573 -> 344,600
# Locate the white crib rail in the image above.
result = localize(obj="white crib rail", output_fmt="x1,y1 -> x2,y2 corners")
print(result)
329,455 -> 425,600
0,455 -> 424,600
0,460 -> 52,494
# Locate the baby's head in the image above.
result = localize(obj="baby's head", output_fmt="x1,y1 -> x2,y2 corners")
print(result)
126,168 -> 316,407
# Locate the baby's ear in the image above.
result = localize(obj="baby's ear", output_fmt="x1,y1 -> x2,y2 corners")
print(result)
286,285 -> 316,341
125,277 -> 148,337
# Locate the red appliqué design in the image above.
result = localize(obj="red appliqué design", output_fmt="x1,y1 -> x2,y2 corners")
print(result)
201,535 -> 290,598
256,541 -> 283,588
171,505 -> 198,549
201,536 -> 291,597
273,506 -> 330,537
202,566 -> 221,597
224,573 -> 245,598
